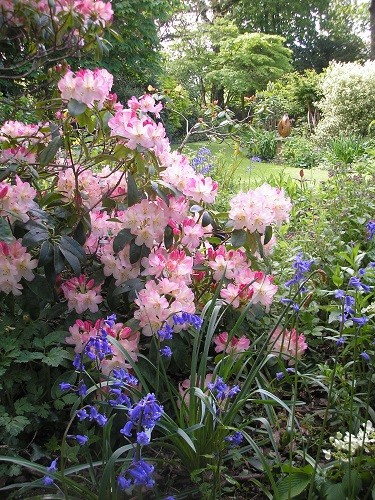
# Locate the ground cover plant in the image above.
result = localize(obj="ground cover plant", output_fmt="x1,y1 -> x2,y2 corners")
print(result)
1,2 -> 375,499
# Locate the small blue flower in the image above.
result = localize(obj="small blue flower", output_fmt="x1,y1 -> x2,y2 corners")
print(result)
42,475 -> 54,486
76,408 -> 88,421
173,312 -> 202,330
128,394 -> 163,429
349,276 -> 371,292
336,336 -> 345,347
251,156 -> 262,162
157,323 -> 174,341
120,421 -> 133,437
360,351 -> 370,363
136,431 -> 150,446
78,383 -> 87,396
117,475 -> 132,490
160,346 -> 172,358
366,220 -> 375,240
104,313 -> 117,327
59,382 -> 72,391
225,431 -> 243,447
352,316 -> 369,326
285,253 -> 314,288
47,458 -> 58,472
68,434 -> 88,446
276,372 -> 284,381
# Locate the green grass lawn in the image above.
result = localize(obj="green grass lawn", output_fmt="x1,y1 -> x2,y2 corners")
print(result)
181,140 -> 328,188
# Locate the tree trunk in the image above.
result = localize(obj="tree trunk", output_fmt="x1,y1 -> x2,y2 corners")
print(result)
370,0 -> 375,59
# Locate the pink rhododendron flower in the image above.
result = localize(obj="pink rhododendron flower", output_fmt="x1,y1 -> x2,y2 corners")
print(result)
58,68 -> 113,109
229,183 -> 292,234
0,240 -> 37,295
269,327 -> 308,365
178,374 -> 213,408
0,176 -> 37,223
61,275 -> 103,314
1,146 -> 36,164
213,332 -> 250,354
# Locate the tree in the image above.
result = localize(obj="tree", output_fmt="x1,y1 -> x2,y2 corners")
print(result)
207,29 -> 292,116
371,0 -> 375,59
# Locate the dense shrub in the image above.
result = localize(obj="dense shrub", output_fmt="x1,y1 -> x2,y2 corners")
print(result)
315,61 -> 375,141
282,135 -> 320,169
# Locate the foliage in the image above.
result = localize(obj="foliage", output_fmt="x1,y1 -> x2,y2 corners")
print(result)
282,136 -> 321,169
325,135 -> 368,166
240,126 -> 278,161
315,61 -> 375,141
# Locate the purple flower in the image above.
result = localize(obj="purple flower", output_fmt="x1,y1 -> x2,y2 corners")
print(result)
76,408 -> 88,421
59,382 -> 72,391
128,459 -> 155,488
251,156 -> 262,162
42,476 -> 54,486
352,316 -> 369,326
208,376 -> 239,401
360,351 -> 370,363
160,346 -> 172,358
157,323 -> 173,341
68,434 -> 88,446
104,313 -> 117,328
276,372 -> 284,381
349,276 -> 371,292
285,253 -> 314,288
78,383 -> 87,396
280,298 -> 300,311
120,421 -> 133,437
173,312 -> 202,330
136,431 -> 150,446
112,367 -> 138,386
366,220 -> 375,240
88,405 -> 107,426
73,354 -> 84,371
128,394 -> 163,429
47,458 -> 58,472
336,336 -> 345,347
225,431 -> 243,447
117,475 -> 132,490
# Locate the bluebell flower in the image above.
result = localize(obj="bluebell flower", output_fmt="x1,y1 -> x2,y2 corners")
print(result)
136,431 -> 150,446
157,323 -> 174,341
78,383 -> 87,396
76,408 -> 88,421
352,316 -> 369,326
59,382 -> 72,391
251,156 -> 262,162
225,431 -> 243,447
112,367 -> 138,386
88,405 -> 107,426
120,421 -> 133,437
360,351 -> 370,363
117,475 -> 132,490
366,220 -> 375,240
336,336 -> 345,347
47,458 -> 58,472
73,354 -> 84,371
128,393 -> 163,429
160,346 -> 172,358
128,459 -> 155,488
280,297 -> 300,311
42,475 -> 54,486
68,434 -> 88,446
208,376 -> 239,401
285,253 -> 314,288
276,372 -> 284,381
173,312 -> 203,330
104,313 -> 117,328
349,276 -> 371,292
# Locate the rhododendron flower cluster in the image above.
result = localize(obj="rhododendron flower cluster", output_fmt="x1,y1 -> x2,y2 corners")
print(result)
0,146 -> 36,164
0,176 -> 37,223
269,327 -> 308,365
2,0 -> 113,28
0,240 -> 37,295
58,68 -> 113,109
134,279 -> 195,336
213,332 -> 250,354
229,184 -> 292,233
0,120 -> 49,145
61,275 -> 103,314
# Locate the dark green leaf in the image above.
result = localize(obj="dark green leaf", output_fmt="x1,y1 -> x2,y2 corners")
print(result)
39,136 -> 62,167
60,236 -> 87,262
67,99 -> 87,117
127,173 -> 141,207
0,217 -> 13,242
129,240 -> 142,264
113,278 -> 144,297
164,225 -> 173,249
38,240 -> 54,266
276,473 -> 310,500
25,274 -> 54,301
72,220 -> 88,246
54,245 -> 65,274
58,246 -> 81,274
202,211 -> 215,228
41,347 -> 71,367
22,228 -> 49,247
231,228 -> 247,248
113,228 -> 134,253
264,225 -> 273,244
